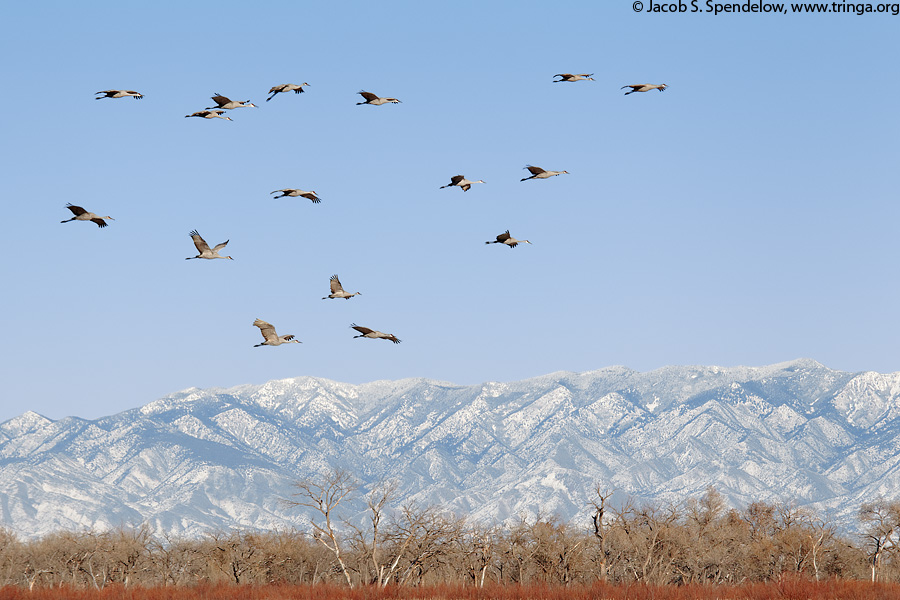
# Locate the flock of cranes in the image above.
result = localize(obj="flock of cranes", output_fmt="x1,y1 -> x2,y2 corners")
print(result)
81,76 -> 667,349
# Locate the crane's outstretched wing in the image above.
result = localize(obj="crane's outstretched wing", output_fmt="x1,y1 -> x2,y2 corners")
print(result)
66,203 -> 87,216
524,165 -> 545,175
330,275 -> 344,295
254,318 -> 278,343
212,240 -> 229,253
189,230 -> 210,253
357,91 -> 378,102
351,323 -> 374,335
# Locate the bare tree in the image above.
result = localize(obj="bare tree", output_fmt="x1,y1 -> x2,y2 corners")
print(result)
347,478 -> 401,586
455,524 -> 498,587
590,484 -> 614,582
859,498 -> 900,582
284,468 -> 358,587
390,502 -> 465,586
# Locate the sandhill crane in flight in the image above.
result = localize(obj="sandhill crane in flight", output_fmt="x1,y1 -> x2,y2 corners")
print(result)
95,90 -> 143,100
351,323 -> 401,344
520,165 -> 569,181
60,204 -> 114,228
356,91 -> 401,105
323,274 -> 361,300
186,230 -> 233,260
440,175 -> 485,192
553,73 -> 594,82
486,230 -> 531,248
621,84 -> 668,95
207,93 -> 257,110
253,319 -> 301,347
271,189 -> 321,203
185,110 -> 232,121
267,83 -> 309,101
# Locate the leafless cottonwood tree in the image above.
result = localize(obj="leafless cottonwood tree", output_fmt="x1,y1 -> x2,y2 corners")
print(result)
611,499 -> 681,584
590,484 -> 614,582
390,502 -> 466,586
284,468 -> 358,588
348,478 -> 420,587
455,523 -> 499,587
859,498 -> 900,582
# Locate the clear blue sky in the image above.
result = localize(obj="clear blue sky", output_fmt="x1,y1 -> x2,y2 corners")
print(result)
1,1 -> 897,424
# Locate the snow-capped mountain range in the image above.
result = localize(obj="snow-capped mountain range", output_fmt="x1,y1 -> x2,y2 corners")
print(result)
2,359 -> 899,539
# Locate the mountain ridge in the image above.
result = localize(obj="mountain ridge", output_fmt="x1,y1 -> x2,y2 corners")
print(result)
2,359 -> 899,539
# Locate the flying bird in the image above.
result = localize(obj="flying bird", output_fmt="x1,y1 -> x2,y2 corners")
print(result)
271,189 -> 321,203
95,90 -> 143,99
351,323 -> 401,344
253,319 -> 301,347
60,204 -> 114,228
186,230 -> 233,260
553,73 -> 594,82
207,93 -> 257,109
267,83 -> 309,101
520,165 -> 569,181
323,275 -> 361,300
185,110 -> 232,121
486,230 -> 531,248
356,91 -> 401,105
440,175 -> 485,192
621,84 -> 668,95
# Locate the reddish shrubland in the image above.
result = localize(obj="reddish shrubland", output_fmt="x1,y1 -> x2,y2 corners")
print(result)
3,580 -> 900,600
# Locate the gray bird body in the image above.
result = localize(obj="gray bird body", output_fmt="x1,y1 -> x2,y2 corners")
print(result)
60,204 -> 114,228
440,175 -> 485,192
185,110 -> 232,120
553,73 -> 594,82
486,230 -> 531,248
351,323 -> 401,344
207,93 -> 257,110
253,319 -> 301,347
186,230 -> 233,260
520,165 -> 569,181
323,275 -> 360,299
271,189 -> 321,203
356,90 -> 401,105
95,89 -> 143,99
622,83 -> 668,95
267,83 -> 309,101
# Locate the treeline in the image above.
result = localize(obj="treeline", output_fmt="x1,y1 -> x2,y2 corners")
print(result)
2,474 -> 900,590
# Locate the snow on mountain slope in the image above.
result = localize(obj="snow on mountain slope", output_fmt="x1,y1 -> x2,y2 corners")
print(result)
1,359 -> 897,539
